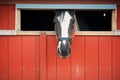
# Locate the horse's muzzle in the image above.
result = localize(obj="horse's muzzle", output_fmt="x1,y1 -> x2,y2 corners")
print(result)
57,44 -> 71,58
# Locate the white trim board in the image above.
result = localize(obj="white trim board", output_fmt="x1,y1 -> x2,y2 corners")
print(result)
115,30 -> 120,35
16,4 -> 117,10
0,30 -> 16,35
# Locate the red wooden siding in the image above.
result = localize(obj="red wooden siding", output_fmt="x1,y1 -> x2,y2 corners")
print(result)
0,36 -> 120,80
71,36 -> 85,80
0,6 -> 8,30
99,37 -> 112,80
22,36 -> 36,80
40,35 -> 47,80
47,36 -> 57,80
0,36 -> 8,80
86,36 -> 99,80
0,5 -> 15,30
8,6 -> 15,30
117,6 -> 120,30
9,36 -> 22,80
113,37 -> 120,80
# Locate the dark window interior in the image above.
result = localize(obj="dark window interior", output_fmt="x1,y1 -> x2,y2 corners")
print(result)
21,10 -> 112,31
76,10 -> 112,31
21,10 -> 55,31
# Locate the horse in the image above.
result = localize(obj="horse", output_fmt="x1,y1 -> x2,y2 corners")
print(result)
54,10 -> 75,58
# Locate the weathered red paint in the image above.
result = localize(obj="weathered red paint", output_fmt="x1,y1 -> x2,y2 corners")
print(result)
0,36 -> 120,80
0,6 -> 8,29
9,36 -> 22,80
22,36 -> 36,80
113,37 -> 120,80
35,36 -> 40,80
0,4 -> 120,80
47,36 -> 57,80
40,35 -> 47,80
86,36 -> 98,80
8,6 -> 15,30
0,6 -> 15,30
71,36 -> 85,80
99,36 -> 112,80
0,36 -> 8,80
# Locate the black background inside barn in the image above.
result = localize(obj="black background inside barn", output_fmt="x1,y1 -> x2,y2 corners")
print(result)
76,10 -> 112,31
21,10 -> 112,31
21,10 -> 55,31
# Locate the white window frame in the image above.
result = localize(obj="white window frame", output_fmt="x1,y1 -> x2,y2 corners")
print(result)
0,4 -> 118,35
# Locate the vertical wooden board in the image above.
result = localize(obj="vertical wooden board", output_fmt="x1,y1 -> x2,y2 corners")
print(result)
39,35 -> 47,80
0,36 -> 8,80
8,6 -> 15,30
22,36 -> 36,80
117,6 -> 120,30
8,36 -> 22,80
57,47 -> 70,79
99,36 -> 112,80
71,36 -> 85,80
85,36 -> 98,80
35,36 -> 40,80
112,36 -> 120,80
0,6 -> 8,29
47,36 -> 57,80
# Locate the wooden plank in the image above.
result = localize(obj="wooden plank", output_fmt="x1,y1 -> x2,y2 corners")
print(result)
85,36 -> 98,80
0,6 -> 8,29
17,31 -> 115,36
75,31 -> 114,36
112,36 -> 120,80
47,36 -> 57,80
39,35 -> 47,80
8,6 -> 15,30
99,36 -> 112,80
57,45 -> 71,80
71,36 -> 85,80
9,36 -> 22,80
112,10 -> 117,31
0,36 -> 8,80
22,36 -> 36,80
17,9 -> 21,31
117,6 -> 120,30
35,36 -> 40,80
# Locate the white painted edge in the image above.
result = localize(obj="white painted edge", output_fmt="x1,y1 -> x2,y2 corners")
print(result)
115,30 -> 120,35
0,30 -> 17,35
16,4 -> 117,10
0,30 -> 120,36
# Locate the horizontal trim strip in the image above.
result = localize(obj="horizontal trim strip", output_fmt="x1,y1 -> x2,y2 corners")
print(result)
0,30 -> 16,35
0,30 -> 120,35
16,4 -> 116,9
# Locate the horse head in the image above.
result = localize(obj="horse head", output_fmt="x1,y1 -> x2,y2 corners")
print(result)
54,10 -> 75,58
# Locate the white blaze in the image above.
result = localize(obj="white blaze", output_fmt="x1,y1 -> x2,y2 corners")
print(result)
57,11 -> 72,46
57,11 -> 72,38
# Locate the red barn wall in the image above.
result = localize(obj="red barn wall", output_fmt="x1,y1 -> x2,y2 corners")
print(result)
0,5 -> 15,30
0,36 -> 120,80
0,5 -> 120,80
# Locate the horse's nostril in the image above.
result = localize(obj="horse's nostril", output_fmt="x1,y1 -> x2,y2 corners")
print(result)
57,47 -> 71,58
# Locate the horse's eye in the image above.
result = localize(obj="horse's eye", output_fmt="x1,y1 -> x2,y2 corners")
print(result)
71,19 -> 75,23
53,18 -> 58,23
